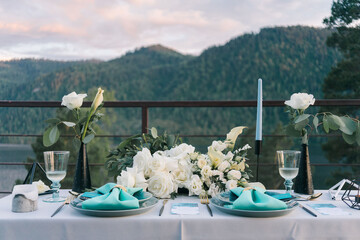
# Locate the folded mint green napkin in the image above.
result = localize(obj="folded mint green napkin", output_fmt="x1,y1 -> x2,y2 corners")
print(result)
82,183 -> 143,210
226,187 -> 287,211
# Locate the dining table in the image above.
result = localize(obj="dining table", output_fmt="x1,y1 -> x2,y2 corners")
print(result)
1,189 -> 360,240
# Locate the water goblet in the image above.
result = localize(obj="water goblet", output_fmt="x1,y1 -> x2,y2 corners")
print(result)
277,150 -> 301,193
43,151 -> 69,202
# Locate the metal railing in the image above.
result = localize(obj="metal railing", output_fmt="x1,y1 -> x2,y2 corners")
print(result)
1,99 -> 360,194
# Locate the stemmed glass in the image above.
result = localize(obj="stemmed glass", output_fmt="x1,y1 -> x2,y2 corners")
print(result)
43,151 -> 69,202
277,150 -> 301,193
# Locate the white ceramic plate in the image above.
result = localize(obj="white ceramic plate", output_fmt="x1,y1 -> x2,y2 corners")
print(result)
210,197 -> 298,218
70,197 -> 158,217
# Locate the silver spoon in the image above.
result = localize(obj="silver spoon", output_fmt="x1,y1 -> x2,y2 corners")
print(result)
294,192 -> 322,201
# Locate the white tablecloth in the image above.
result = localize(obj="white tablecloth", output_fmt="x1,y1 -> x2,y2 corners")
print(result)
1,190 -> 360,240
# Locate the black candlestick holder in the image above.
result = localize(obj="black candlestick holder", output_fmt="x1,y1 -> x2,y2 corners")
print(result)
341,179 -> 360,210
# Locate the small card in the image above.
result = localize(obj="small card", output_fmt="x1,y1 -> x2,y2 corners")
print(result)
306,203 -> 352,216
171,203 -> 199,215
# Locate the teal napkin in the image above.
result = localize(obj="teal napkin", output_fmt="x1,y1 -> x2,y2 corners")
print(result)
226,187 -> 287,211
81,183 -> 143,210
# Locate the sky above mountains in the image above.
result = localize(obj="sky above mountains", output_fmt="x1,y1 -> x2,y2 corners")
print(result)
0,0 -> 332,61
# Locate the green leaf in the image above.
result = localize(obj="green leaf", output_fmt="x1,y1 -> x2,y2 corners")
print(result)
313,116 -> 319,133
294,114 -> 310,124
150,127 -> 158,138
166,134 -> 175,147
327,115 -> 341,131
43,127 -> 53,147
285,124 -> 301,137
294,119 -> 309,131
62,121 -> 76,127
45,118 -> 61,124
342,132 -> 356,145
323,116 -> 329,133
83,133 -> 95,144
339,116 -> 357,135
50,125 -> 60,144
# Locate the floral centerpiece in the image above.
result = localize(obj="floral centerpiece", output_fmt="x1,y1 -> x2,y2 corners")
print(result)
43,87 -> 104,192
106,126 -> 251,198
285,92 -> 360,194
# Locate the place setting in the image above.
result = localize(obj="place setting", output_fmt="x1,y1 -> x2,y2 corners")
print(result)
209,149 -> 321,218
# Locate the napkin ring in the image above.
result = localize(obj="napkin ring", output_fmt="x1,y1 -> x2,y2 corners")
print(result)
111,185 -> 127,192
243,187 -> 255,191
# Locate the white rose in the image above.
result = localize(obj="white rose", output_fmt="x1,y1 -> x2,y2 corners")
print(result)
201,165 -> 212,178
197,154 -> 208,169
147,172 -> 176,198
188,175 -> 203,196
133,148 -> 152,172
166,143 -> 195,160
212,170 -> 224,181
285,93 -> 315,110
226,180 -> 238,190
172,166 -> 191,188
211,141 -> 227,152
207,183 -> 219,198
228,170 -> 242,180
189,152 -> 199,160
32,180 -> 50,194
61,92 -> 87,110
218,161 -> 230,172
148,151 -> 167,172
224,152 -> 234,161
116,166 -> 148,191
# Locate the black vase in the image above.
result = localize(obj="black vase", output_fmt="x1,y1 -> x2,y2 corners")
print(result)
72,143 -> 91,193
294,144 -> 314,194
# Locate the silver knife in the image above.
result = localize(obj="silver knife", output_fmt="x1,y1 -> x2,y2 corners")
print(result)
159,199 -> 168,216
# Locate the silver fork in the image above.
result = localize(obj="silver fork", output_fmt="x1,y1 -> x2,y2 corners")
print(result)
200,195 -> 213,217
51,193 -> 77,217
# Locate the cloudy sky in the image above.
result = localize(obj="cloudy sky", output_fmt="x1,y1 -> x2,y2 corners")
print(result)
0,0 -> 333,61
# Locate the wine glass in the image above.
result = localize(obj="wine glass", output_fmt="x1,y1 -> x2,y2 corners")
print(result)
277,150 -> 301,194
43,151 -> 69,202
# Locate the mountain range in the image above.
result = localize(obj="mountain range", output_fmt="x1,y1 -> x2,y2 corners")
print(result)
1,26 -> 341,141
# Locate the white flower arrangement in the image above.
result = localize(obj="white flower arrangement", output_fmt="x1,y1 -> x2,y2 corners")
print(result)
114,127 -> 251,198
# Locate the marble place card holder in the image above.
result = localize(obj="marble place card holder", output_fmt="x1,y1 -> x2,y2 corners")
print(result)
12,184 -> 38,213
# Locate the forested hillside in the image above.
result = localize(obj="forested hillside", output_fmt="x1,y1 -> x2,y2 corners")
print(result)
1,26 -> 341,140
0,25 -> 345,189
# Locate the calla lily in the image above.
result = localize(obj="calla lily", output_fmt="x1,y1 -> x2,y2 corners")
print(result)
225,126 -> 247,150
91,87 -> 104,112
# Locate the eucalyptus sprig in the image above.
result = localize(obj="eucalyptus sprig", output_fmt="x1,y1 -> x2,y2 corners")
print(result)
285,93 -> 360,145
